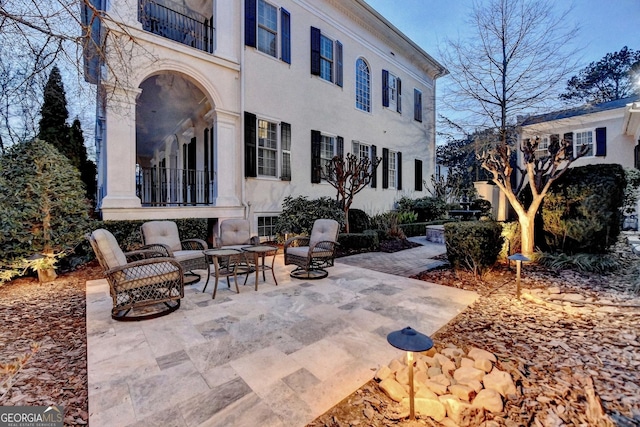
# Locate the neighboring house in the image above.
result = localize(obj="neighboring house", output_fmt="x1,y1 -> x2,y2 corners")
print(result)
81,0 -> 447,240
519,95 -> 640,170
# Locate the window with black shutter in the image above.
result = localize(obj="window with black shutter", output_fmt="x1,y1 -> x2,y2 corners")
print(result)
382,148 -> 389,189
281,9 -> 291,64
414,159 -> 423,191
311,130 -> 321,183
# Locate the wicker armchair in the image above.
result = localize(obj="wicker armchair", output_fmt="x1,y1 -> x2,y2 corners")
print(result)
215,219 -> 260,249
88,229 -> 184,321
140,221 -> 210,287
284,219 -> 340,279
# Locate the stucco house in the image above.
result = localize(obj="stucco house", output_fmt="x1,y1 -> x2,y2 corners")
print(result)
519,95 -> 640,170
81,0 -> 447,240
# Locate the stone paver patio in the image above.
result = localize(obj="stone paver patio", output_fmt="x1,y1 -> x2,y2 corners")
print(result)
86,242 -> 477,426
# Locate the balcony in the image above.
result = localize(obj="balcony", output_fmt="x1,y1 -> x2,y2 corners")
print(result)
138,0 -> 214,54
136,167 -> 215,206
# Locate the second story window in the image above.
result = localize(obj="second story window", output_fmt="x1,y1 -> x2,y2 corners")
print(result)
382,148 -> 402,190
356,58 -> 371,112
310,27 -> 343,86
414,89 -> 422,122
257,0 -> 278,57
382,70 -> 401,113
245,0 -> 291,63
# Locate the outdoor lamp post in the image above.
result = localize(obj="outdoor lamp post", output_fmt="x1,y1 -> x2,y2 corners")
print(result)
387,326 -> 433,420
508,253 -> 530,299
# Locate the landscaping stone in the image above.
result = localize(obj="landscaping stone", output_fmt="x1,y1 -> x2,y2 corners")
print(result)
472,389 -> 504,413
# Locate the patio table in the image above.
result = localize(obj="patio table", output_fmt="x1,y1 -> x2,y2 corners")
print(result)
203,248 -> 251,299
242,245 -> 279,289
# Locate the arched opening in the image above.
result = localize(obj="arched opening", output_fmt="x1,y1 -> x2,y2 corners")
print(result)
136,72 -> 215,206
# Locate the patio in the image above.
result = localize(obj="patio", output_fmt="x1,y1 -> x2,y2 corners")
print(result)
86,242 -> 478,426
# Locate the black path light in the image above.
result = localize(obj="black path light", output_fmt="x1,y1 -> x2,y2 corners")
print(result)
387,326 -> 434,420
508,253 -> 530,299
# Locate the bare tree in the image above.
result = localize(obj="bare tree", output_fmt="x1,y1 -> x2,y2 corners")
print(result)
0,0 -> 150,151
321,153 -> 381,233
440,0 -> 581,255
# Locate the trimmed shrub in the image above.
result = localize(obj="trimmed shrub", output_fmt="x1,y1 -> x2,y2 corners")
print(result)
348,208 -> 371,233
542,164 -> 625,254
98,218 -> 209,252
399,220 -> 456,238
397,196 -> 448,222
0,139 -> 92,282
471,198 -> 492,216
338,230 -> 379,252
444,221 -> 503,276
274,195 -> 345,238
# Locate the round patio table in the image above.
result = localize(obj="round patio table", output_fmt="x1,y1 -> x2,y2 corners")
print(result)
242,245 -> 279,289
203,248 -> 251,299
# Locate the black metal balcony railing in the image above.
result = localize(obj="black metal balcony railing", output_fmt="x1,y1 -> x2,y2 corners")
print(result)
139,0 -> 214,54
136,167 -> 215,206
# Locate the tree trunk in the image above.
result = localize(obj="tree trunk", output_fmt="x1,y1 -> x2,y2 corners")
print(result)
519,213 -> 536,257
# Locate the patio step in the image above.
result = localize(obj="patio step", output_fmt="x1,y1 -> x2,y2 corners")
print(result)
426,225 -> 445,244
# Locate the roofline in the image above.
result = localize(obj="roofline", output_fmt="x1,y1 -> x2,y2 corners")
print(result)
355,0 -> 449,79
521,95 -> 640,126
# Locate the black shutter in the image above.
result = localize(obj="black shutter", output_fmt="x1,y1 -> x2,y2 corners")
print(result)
595,127 -> 607,156
382,70 -> 389,107
336,41 -> 343,87
244,112 -> 257,177
414,89 -> 422,122
382,148 -> 389,189
396,78 -> 402,113
414,159 -> 423,191
244,0 -> 256,48
310,27 -> 321,75
311,130 -> 321,183
337,136 -> 344,158
371,145 -> 377,188
397,151 -> 402,190
563,132 -> 574,158
281,9 -> 291,64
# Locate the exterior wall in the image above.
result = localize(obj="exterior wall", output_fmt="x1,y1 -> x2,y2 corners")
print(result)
92,0 -> 443,232
244,0 -> 438,226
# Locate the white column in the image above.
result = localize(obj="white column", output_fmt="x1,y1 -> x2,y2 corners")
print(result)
100,84 -> 143,209
213,109 -> 241,206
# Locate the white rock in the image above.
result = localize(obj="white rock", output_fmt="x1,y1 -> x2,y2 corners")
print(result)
415,358 -> 428,373
401,397 -> 446,421
467,347 -> 497,363
415,369 -> 428,386
449,383 -> 476,402
415,387 -> 438,400
472,389 -> 503,413
453,366 -> 486,383
474,358 -> 493,373
389,358 -> 404,373
375,365 -> 392,381
427,366 -> 442,378
425,379 -> 448,395
379,378 -> 408,402
395,366 -> 409,385
442,347 -> 464,358
482,368 -> 516,397
548,286 -> 561,294
439,394 -> 478,425
462,379 -> 483,393
460,357 -> 475,368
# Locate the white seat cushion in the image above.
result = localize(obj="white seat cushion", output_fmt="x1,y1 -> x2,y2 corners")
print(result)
141,221 -> 182,252
92,229 -> 127,269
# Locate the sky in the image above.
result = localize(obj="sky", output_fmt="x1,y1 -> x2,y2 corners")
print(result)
365,0 -> 640,140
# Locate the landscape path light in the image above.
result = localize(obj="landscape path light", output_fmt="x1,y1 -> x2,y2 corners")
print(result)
387,326 -> 433,420
508,253 -> 530,299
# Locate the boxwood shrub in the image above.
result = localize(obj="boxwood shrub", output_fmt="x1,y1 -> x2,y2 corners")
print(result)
444,221 -> 503,276
338,230 -> 379,251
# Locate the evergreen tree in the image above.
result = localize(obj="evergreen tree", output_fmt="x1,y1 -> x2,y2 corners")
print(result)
38,66 -> 70,159
70,118 -> 97,203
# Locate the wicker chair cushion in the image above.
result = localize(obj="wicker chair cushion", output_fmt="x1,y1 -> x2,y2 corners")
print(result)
92,229 -> 127,269
113,263 -> 181,286
219,219 -> 253,246
286,246 -> 333,259
141,221 -> 182,252
309,219 -> 340,246
173,250 -> 207,262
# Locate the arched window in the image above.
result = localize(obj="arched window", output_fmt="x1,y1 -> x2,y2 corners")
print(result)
355,58 -> 371,112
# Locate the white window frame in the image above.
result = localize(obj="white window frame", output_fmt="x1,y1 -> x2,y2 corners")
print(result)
574,129 -> 594,157
387,73 -> 398,111
355,58 -> 371,112
320,133 -> 337,179
257,215 -> 279,241
388,150 -> 398,189
320,34 -> 334,82
534,135 -> 550,159
257,0 -> 278,58
352,140 -> 374,186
